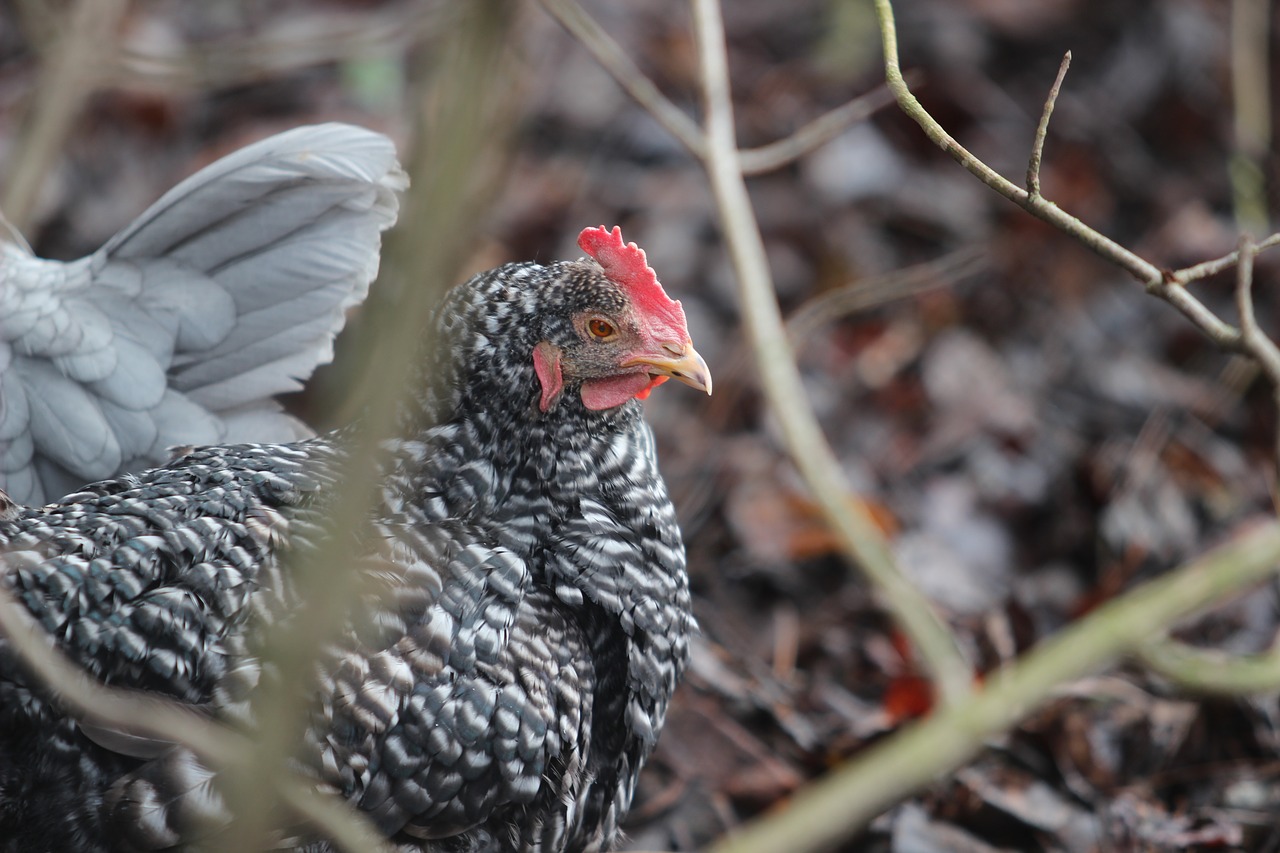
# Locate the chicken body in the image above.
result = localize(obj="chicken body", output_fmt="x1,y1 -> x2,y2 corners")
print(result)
0,229 -> 709,852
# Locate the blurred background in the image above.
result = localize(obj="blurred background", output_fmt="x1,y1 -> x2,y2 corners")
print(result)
3,0 -> 1279,849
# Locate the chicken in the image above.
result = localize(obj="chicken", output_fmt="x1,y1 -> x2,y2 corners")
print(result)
0,123 -> 406,506
0,225 -> 711,852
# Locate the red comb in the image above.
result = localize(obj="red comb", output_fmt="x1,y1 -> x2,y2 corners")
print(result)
577,225 -> 688,341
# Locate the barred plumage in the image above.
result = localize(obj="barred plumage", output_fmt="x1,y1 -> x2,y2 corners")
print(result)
0,226 -> 710,852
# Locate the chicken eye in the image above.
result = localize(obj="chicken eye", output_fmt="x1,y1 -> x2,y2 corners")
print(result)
587,318 -> 616,339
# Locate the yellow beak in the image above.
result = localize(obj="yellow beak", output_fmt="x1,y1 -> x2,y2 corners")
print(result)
625,341 -> 713,395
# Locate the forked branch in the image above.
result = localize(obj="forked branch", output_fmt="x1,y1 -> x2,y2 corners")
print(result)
1026,51 -> 1071,197
709,523 -> 1280,853
712,2 -> 1280,850
873,0 -> 1274,355
538,0 -> 898,176
689,0 -> 974,705
0,583 -> 393,853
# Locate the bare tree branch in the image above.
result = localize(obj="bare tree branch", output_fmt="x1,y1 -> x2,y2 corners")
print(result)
1026,51 -> 1071,197
707,522 -> 1280,853
691,0 -> 974,706
538,0 -> 897,176
702,3 -> 1280,850
221,3 -> 521,847
2,0 -> 128,232
785,248 -> 987,346
110,5 -> 441,92
0,582 -> 393,853
0,584 -> 232,758
1170,232 -> 1280,284
546,0 -> 977,704
537,0 -> 705,157
1234,236 -> 1280,382
873,0 -> 1255,354
1139,632 -> 1280,696
1230,0 -> 1271,234
739,86 -> 898,175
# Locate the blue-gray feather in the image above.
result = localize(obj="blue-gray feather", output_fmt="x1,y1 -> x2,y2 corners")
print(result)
0,124 -> 406,504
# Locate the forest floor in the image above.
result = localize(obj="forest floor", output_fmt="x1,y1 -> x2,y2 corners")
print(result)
3,1 -> 1278,850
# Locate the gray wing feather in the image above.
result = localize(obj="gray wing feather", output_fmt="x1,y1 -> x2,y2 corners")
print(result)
13,358 -> 121,480
0,123 -> 406,505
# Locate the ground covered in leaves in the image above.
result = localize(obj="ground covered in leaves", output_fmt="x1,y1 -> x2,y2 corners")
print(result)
3,0 -> 1280,850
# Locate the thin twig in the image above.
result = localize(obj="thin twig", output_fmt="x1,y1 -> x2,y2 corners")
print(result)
739,86 -> 898,175
1234,236 -> 1260,346
1145,278 -> 1247,352
14,2 -> 438,97
277,779 -> 396,853
539,0 -> 897,176
537,0 -> 705,157
1230,0 -> 1271,235
707,522 -> 1280,853
110,6 -> 440,92
701,7 -> 1280,850
874,0 -> 1246,354
785,247 -> 987,345
1171,231 -> 1280,284
2,0 -> 128,233
222,3 -> 520,848
1138,634 -> 1280,695
0,583 -> 393,853
692,0 -> 974,706
1231,234 -> 1280,481
1026,51 -> 1071,197
0,583 -> 233,758
1234,235 -> 1280,381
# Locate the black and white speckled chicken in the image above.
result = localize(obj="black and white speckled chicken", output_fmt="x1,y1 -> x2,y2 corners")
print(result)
1,123 -> 405,505
0,224 -> 711,852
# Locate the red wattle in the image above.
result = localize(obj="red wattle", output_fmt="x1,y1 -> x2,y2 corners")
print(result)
581,373 -> 664,410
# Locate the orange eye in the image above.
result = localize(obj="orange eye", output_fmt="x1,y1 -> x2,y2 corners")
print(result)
588,318 -> 616,339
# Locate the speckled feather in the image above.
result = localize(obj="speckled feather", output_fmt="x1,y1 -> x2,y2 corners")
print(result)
0,252 -> 696,852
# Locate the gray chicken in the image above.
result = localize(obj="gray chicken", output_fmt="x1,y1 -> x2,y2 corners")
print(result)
0,123 -> 406,505
0,224 -> 711,852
